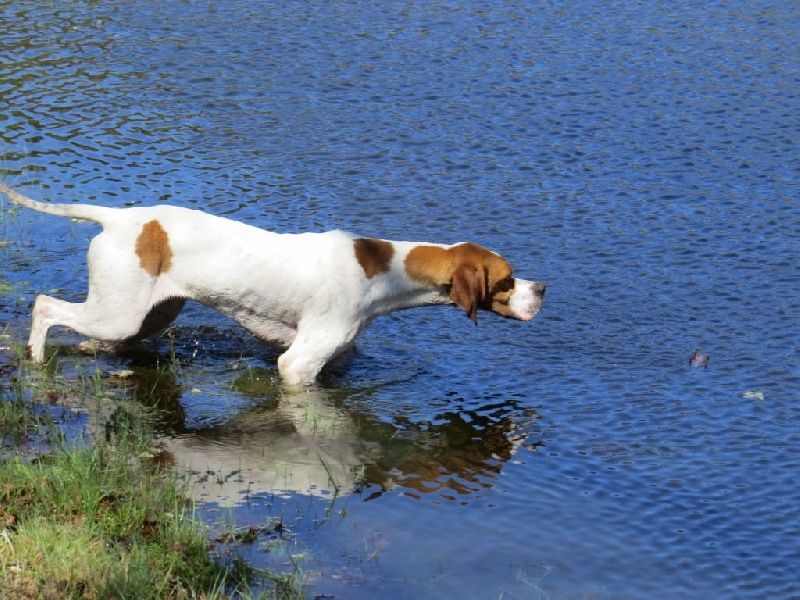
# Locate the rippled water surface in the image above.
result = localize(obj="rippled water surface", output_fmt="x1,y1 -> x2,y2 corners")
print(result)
1,1 -> 799,598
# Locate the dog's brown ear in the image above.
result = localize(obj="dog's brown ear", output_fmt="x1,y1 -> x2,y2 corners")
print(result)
450,264 -> 486,324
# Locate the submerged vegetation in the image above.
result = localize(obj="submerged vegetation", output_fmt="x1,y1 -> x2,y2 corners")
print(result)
0,354 -> 305,599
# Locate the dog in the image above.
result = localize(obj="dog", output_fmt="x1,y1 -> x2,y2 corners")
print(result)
1,183 -> 545,385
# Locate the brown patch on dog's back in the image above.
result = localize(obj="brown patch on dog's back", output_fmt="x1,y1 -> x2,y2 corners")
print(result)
135,220 -> 172,276
354,238 -> 394,279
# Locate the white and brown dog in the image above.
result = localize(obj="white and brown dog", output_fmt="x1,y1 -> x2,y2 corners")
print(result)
1,183 -> 545,385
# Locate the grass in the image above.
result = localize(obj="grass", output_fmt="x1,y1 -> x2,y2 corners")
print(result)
0,277 -> 13,295
0,356 -> 306,599
0,383 -> 244,598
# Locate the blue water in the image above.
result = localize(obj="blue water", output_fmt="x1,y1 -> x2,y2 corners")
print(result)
1,1 -> 798,598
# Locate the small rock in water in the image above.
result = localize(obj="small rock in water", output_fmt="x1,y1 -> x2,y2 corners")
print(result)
689,349 -> 709,368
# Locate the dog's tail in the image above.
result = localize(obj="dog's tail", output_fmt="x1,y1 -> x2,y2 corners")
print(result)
0,182 -> 117,224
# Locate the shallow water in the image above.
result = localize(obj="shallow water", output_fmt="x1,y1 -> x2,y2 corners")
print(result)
1,1 -> 799,597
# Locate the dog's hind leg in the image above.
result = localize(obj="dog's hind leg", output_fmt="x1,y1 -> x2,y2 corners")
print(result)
25,225 -> 189,361
27,295 -> 58,361
26,289 -> 176,363
27,294 -> 102,362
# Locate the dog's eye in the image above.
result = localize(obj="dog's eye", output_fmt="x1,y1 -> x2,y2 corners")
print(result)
496,276 -> 515,292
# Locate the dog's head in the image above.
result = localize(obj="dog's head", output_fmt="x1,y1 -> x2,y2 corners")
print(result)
406,242 -> 546,324
447,243 -> 546,324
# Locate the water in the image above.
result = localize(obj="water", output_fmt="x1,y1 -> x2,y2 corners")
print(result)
1,1 -> 799,597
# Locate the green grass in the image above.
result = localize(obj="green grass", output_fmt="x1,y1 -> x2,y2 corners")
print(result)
0,358 -> 305,599
0,413 -> 246,598
0,277 -> 13,295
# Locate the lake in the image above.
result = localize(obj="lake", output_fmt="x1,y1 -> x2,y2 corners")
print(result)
1,1 -> 798,598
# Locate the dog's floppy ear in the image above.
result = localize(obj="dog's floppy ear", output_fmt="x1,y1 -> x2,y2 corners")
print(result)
450,264 -> 486,324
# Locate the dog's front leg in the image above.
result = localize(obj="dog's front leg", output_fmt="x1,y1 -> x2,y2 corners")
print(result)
277,322 -> 359,386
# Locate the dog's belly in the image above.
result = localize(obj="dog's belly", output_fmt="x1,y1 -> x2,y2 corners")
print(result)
227,312 -> 297,348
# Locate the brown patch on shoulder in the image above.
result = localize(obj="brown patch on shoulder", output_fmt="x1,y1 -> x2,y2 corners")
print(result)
354,238 -> 395,279
135,220 -> 173,277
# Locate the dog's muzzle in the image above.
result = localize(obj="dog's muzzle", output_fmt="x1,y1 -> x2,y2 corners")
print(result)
509,279 -> 546,321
